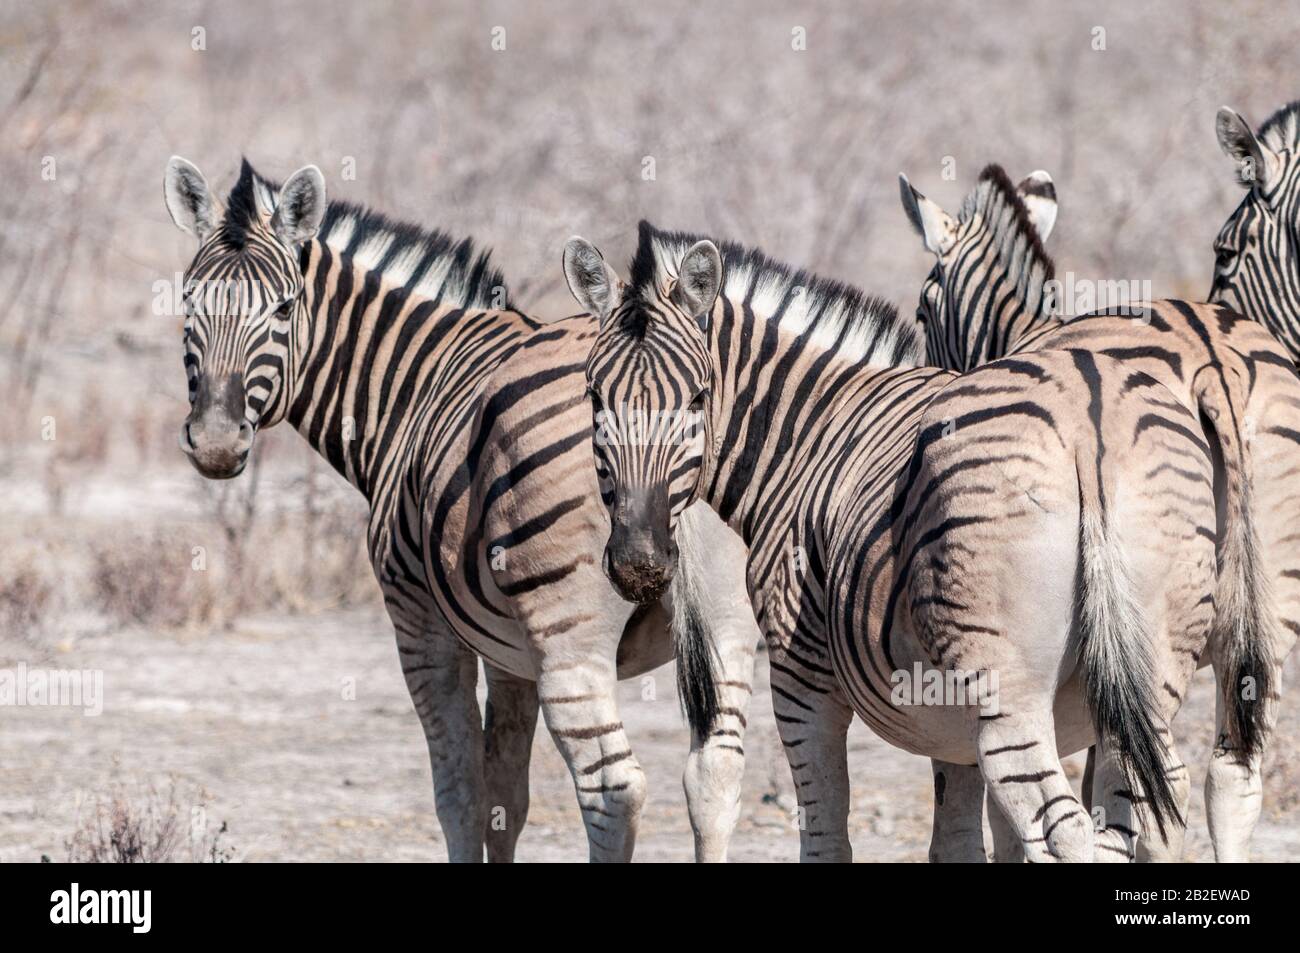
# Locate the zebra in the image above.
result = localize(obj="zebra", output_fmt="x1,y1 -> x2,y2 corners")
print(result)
899,162 -> 1299,861
1213,102 -> 1300,362
564,220 -> 1219,861
162,157 -> 762,862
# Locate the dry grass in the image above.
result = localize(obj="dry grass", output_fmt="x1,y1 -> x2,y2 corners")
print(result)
65,777 -> 235,863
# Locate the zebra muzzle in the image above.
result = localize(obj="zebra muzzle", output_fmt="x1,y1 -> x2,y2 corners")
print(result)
604,551 -> 675,605
180,416 -> 254,478
181,373 -> 254,478
604,508 -> 678,604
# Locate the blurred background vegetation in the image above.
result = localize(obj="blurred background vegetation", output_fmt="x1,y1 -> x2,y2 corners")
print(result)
0,0 -> 1295,633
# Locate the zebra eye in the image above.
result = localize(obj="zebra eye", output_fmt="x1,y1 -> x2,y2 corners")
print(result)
587,387 -> 604,411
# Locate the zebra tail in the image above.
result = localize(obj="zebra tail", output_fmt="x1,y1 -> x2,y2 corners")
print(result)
669,505 -> 722,741
1075,459 -> 1179,838
1193,367 -> 1276,759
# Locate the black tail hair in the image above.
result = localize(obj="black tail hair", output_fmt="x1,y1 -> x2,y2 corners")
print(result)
673,583 -> 721,740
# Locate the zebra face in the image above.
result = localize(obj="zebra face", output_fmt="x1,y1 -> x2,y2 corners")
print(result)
564,236 -> 721,604
1212,108 -> 1300,357
164,157 -> 325,479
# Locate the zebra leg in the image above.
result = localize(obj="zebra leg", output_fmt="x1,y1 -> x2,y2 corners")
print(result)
1135,730 -> 1190,863
1088,743 -> 1139,862
683,629 -> 756,862
392,606 -> 487,862
482,664 -> 539,863
928,761 -> 988,862
1088,735 -> 1189,862
675,504 -> 759,863
537,655 -> 647,863
768,642 -> 854,862
978,710 -> 1094,863
1204,686 -> 1268,862
987,795 -> 1025,862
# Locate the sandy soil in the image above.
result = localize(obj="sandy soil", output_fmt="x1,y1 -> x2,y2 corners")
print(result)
2,606 -> 1297,863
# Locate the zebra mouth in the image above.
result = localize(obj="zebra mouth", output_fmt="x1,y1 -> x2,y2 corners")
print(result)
185,453 -> 248,480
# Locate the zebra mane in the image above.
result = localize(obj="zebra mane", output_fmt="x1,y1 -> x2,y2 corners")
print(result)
224,159 -> 513,310
1257,100 -> 1300,152
628,220 -> 923,367
964,165 -> 1056,280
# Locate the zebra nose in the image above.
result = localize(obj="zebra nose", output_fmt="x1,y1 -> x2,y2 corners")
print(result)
182,411 -> 253,479
604,505 -> 678,604
604,545 -> 676,605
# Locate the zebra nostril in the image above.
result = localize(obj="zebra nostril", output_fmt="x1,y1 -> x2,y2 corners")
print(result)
179,421 -> 196,455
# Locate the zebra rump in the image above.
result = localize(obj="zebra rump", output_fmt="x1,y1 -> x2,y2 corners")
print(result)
670,506 -> 722,739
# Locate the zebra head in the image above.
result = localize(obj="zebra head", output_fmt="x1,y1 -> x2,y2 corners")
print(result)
899,166 -> 1056,370
164,157 -> 326,479
563,234 -> 722,604
1212,104 -> 1300,359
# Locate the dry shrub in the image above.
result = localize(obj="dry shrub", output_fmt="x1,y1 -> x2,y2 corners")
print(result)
81,466 -> 376,630
262,473 -> 376,612
53,387 -> 112,468
66,778 -> 235,863
128,400 -> 185,467
0,565 -> 54,643
88,532 -> 199,629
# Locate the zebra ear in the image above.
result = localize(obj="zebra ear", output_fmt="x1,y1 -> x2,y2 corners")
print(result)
673,241 -> 723,328
563,237 -> 624,324
164,156 -> 218,241
676,239 -> 728,332
1015,170 -> 1057,241
1217,107 -> 1276,191
898,174 -> 957,256
271,165 -> 327,245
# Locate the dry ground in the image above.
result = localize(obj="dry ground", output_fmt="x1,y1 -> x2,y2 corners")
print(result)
3,601 -> 1298,862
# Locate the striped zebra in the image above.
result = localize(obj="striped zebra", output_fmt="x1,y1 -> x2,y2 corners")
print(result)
564,221 -> 1219,861
898,163 -> 1299,861
162,157 -> 762,862
1213,102 -> 1300,361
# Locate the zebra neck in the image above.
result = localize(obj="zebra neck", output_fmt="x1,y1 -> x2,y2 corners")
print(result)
281,240 -> 524,499
964,280 -> 1059,365
698,294 -> 902,541
992,263 -> 1062,360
